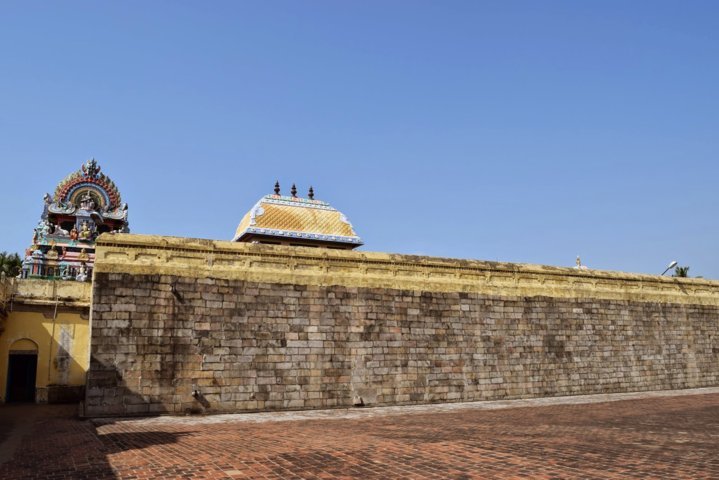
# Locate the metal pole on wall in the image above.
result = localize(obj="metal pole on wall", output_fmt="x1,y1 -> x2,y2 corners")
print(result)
48,280 -> 59,384
661,260 -> 678,276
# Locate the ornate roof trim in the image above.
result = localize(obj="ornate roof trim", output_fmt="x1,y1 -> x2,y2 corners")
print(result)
259,194 -> 335,211
242,227 -> 363,244
53,159 -> 122,209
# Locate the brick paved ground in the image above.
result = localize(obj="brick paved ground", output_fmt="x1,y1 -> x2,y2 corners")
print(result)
1,391 -> 718,479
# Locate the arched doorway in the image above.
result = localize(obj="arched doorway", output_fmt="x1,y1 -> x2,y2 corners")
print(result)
6,339 -> 38,403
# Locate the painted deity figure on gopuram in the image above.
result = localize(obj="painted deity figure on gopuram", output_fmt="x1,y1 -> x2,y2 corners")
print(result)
21,158 -> 129,281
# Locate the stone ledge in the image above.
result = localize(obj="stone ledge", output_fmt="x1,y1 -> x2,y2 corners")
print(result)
93,233 -> 719,306
90,386 -> 719,425
10,278 -> 91,307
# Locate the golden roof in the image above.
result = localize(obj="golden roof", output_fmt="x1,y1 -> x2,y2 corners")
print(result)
234,194 -> 362,246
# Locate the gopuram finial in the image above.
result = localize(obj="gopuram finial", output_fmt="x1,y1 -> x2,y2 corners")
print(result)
290,183 -> 297,198
308,186 -> 314,200
574,256 -> 588,271
274,181 -> 280,195
82,158 -> 101,178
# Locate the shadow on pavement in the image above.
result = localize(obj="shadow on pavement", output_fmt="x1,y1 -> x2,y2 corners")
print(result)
0,403 -> 190,480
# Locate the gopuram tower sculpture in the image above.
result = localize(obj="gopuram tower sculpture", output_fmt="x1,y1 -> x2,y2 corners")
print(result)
21,159 -> 129,281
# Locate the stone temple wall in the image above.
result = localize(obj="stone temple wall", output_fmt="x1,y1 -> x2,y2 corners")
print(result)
85,234 -> 719,416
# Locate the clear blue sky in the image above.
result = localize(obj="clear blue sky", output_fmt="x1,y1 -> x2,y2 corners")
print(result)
1,1 -> 718,277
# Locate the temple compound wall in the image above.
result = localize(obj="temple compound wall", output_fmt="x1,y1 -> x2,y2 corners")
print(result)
0,278 -> 90,403
85,234 -> 719,416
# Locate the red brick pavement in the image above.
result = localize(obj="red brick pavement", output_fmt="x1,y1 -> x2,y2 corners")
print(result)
1,392 -> 718,479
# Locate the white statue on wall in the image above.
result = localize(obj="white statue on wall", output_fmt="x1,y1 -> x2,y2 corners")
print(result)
76,264 -> 88,282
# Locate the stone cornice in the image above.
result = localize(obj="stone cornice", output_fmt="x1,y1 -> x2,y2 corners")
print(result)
9,278 -> 91,309
93,234 -> 719,306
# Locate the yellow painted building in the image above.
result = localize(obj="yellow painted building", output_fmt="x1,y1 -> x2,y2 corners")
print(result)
0,276 -> 90,403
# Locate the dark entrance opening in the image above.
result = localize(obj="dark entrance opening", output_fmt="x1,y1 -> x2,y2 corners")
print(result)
6,353 -> 38,403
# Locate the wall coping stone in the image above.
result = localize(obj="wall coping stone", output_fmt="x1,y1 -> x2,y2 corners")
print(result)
94,233 -> 719,306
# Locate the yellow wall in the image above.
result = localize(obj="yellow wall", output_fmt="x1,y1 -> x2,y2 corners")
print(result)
0,277 -> 90,403
0,309 -> 89,402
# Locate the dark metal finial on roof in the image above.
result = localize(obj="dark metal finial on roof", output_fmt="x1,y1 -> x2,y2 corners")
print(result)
274,181 -> 280,195
290,183 -> 297,198
308,186 -> 314,200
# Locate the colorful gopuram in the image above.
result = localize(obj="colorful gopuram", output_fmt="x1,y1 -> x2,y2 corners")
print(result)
21,159 -> 129,281
233,182 -> 363,249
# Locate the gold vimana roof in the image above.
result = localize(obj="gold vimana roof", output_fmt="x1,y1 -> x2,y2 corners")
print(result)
233,183 -> 362,249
